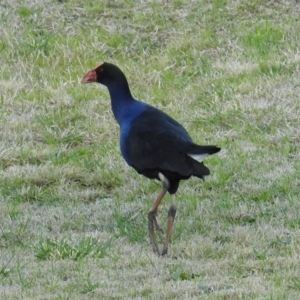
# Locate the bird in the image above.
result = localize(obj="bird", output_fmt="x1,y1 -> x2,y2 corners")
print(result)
81,62 -> 221,256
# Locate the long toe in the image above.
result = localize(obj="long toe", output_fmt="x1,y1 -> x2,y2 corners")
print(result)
149,231 -> 160,255
148,213 -> 160,255
153,216 -> 164,243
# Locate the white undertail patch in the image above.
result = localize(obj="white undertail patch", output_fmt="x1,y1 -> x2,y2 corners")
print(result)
187,153 -> 209,162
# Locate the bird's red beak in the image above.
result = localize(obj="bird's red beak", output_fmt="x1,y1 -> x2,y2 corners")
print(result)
81,69 -> 97,83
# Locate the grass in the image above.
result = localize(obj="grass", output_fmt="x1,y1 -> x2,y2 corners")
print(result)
1,0 -> 300,298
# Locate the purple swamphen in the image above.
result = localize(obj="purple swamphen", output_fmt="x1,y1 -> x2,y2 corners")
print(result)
82,62 -> 221,256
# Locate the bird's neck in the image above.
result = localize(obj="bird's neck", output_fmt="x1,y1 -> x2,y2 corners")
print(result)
108,85 -> 146,127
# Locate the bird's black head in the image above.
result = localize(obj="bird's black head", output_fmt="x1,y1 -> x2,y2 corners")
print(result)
81,62 -> 126,87
82,62 -> 133,100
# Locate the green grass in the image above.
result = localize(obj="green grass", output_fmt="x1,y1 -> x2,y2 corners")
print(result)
33,237 -> 110,260
1,0 -> 300,299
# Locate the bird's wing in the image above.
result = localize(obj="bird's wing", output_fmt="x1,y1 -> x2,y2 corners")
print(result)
124,107 -> 205,176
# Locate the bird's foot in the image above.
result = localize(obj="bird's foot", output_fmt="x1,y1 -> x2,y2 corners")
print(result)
148,211 -> 160,255
161,244 -> 168,256
154,219 -> 164,244
148,211 -> 166,255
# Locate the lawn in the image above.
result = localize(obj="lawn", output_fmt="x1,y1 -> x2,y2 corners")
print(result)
1,0 -> 300,299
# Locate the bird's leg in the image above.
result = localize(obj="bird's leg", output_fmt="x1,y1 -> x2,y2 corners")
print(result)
161,194 -> 177,256
148,172 -> 170,255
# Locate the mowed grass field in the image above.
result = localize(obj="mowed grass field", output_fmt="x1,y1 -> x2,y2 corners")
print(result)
1,0 -> 300,299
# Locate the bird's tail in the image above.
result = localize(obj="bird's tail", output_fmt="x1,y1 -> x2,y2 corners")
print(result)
185,144 -> 221,179
186,144 -> 221,162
